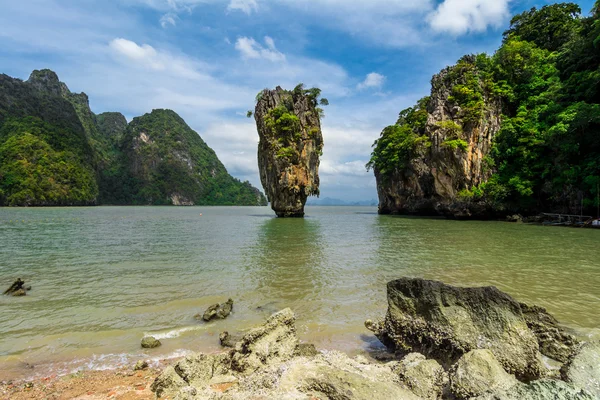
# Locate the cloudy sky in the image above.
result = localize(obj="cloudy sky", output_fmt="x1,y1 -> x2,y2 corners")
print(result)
0,0 -> 595,201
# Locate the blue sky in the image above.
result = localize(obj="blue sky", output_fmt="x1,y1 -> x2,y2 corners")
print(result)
0,0 -> 596,201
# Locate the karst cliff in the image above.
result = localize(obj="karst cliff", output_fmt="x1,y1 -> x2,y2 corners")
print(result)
254,85 -> 325,217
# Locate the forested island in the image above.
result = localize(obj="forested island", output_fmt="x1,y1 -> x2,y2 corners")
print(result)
368,3 -> 600,218
0,70 -> 267,207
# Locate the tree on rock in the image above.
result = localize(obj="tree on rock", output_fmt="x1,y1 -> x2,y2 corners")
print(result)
254,85 -> 326,217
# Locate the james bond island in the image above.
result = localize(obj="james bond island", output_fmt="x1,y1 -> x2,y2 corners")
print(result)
252,84 -> 326,217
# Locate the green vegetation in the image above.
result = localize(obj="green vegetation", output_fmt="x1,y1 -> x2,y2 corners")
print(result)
0,71 -> 267,207
367,98 -> 431,176
369,2 -> 600,214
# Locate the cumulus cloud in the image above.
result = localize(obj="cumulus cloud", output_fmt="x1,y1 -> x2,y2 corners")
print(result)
227,0 -> 258,14
428,0 -> 511,35
357,72 -> 386,90
235,36 -> 285,62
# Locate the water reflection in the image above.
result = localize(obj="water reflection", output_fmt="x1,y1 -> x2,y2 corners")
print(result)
246,217 -> 326,314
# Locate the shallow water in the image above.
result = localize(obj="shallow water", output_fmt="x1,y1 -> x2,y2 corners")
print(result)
0,206 -> 599,380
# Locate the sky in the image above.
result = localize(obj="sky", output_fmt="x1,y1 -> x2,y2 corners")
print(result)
0,0 -> 596,201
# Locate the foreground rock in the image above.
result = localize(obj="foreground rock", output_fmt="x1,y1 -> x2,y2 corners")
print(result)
3,279 -> 27,296
141,336 -> 161,349
198,298 -> 234,322
390,352 -> 447,399
474,379 -> 596,400
254,85 -> 324,217
561,341 -> 600,398
366,278 -> 544,380
521,303 -> 579,363
449,350 -> 519,399
151,309 -> 422,399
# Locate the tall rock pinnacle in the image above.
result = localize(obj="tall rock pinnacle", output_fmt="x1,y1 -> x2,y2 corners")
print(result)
254,85 -> 325,217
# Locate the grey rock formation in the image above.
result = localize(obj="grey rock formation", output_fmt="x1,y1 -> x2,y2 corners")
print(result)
231,308 -> 298,373
141,336 -> 161,349
449,349 -> 519,399
561,341 -> 600,398
520,303 -> 579,363
391,352 -> 447,399
366,278 -> 545,381
375,56 -> 502,218
254,86 -> 324,217
199,298 -> 234,322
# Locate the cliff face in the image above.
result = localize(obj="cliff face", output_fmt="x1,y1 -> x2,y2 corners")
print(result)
121,109 -> 267,206
374,57 -> 502,218
254,86 -> 324,217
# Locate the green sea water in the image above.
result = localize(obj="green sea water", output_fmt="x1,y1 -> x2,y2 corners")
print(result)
1,206 -> 599,380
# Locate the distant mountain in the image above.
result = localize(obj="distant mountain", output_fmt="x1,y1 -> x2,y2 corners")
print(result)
0,69 -> 267,207
306,197 -> 377,206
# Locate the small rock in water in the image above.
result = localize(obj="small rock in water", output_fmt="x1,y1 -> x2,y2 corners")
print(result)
141,336 -> 161,349
134,360 -> 149,371
4,278 -> 27,296
200,298 -> 234,321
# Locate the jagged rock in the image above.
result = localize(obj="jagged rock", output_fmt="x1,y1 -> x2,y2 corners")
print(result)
173,386 -> 198,400
133,360 -> 149,371
367,278 -> 545,381
561,341 -> 600,398
295,343 -> 319,357
373,56 -> 502,218
474,379 -> 596,400
219,331 -> 242,348
200,299 -> 233,321
449,349 -> 519,399
520,303 -> 579,363
141,336 -> 161,349
254,85 -> 324,217
391,352 -> 447,400
151,366 -> 187,398
231,308 -> 298,373
174,353 -> 214,387
4,279 -> 26,296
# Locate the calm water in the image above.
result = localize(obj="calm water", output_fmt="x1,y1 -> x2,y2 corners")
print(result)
1,206 -> 599,380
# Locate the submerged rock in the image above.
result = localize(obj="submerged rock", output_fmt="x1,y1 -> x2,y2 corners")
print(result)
254,85 -> 324,217
520,303 -> 579,363
561,341 -> 600,398
449,349 -> 519,399
141,336 -> 161,349
391,352 -> 447,400
199,298 -> 233,322
4,278 -> 26,296
367,278 -> 545,381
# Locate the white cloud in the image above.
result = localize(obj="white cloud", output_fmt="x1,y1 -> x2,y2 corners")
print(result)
160,13 -> 177,27
235,36 -> 285,62
428,0 -> 511,35
357,72 -> 386,90
227,0 -> 258,14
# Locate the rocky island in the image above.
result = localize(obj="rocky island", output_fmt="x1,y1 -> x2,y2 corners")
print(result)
253,85 -> 326,217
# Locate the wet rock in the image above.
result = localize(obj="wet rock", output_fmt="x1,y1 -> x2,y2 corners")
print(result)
133,360 -> 149,371
219,331 -> 242,348
367,278 -> 545,381
254,85 -> 324,218
449,349 -> 519,399
174,353 -> 214,387
141,336 -> 161,349
474,379 -> 596,400
520,303 -> 579,363
231,308 -> 298,373
151,366 -> 187,398
200,298 -> 234,321
391,352 -> 447,400
4,278 -> 26,296
295,343 -> 319,357
561,341 -> 600,398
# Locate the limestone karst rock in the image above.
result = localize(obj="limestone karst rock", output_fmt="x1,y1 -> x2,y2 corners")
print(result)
254,85 -> 324,217
370,56 -> 502,218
